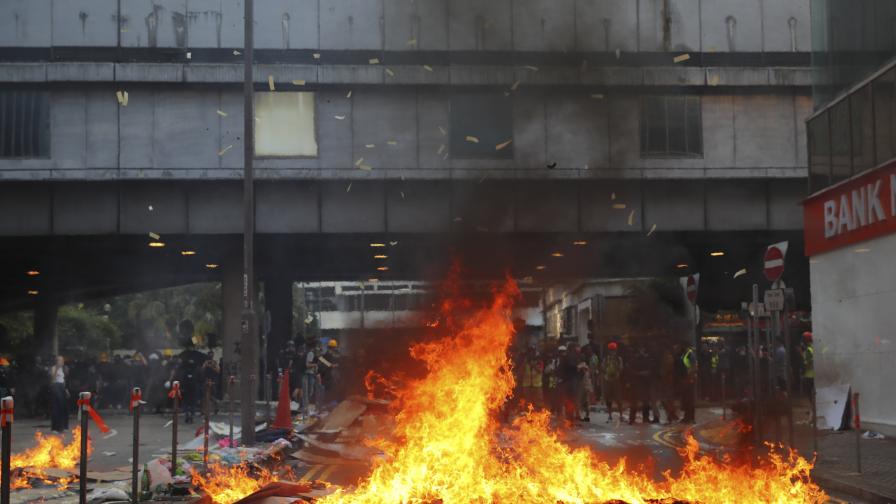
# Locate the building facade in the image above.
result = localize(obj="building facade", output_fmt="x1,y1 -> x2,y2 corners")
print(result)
806,0 -> 896,434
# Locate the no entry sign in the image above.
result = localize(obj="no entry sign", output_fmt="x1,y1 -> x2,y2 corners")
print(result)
763,241 -> 789,282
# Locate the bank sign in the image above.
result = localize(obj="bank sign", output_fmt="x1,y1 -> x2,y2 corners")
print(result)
804,161 -> 896,256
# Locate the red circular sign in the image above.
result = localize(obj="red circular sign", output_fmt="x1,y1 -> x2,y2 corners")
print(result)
686,275 -> 698,303
764,246 -> 785,281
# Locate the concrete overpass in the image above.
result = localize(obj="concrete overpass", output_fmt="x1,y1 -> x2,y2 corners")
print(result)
0,0 -> 813,362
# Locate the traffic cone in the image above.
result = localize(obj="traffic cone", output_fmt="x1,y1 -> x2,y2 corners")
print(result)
272,372 -> 293,430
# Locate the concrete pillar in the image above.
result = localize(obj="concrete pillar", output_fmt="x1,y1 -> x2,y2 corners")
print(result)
221,261 -> 242,375
33,296 -> 59,357
263,277 -> 293,373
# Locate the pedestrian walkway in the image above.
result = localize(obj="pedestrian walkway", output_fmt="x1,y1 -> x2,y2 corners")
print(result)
809,430 -> 896,504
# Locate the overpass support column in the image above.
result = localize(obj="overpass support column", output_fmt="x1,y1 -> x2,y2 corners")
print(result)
34,296 -> 59,357
221,262 -> 242,376
263,277 -> 293,373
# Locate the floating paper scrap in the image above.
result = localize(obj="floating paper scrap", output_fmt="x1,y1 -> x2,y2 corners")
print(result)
267,75 -> 275,91
442,152 -> 449,160
646,223 -> 657,236
346,182 -> 352,192
103,429 -> 118,439
148,232 -> 160,240
465,135 -> 480,143
423,65 -> 433,72
611,192 -> 616,200
355,157 -> 364,167
115,90 -> 128,106
385,68 -> 395,77
369,58 -> 380,65
510,80 -> 520,91
346,90 -> 352,98
615,48 -> 621,59
709,74 -> 720,86
148,205 -> 154,211
437,144 -> 445,155
453,217 -> 462,222
495,139 -> 512,151
387,140 -> 398,146
292,79 -> 306,86
400,191 -> 405,199
334,114 -> 346,120
389,241 -> 398,246
216,110 -> 228,117
591,93 -> 604,99
365,144 -> 376,148
358,164 -> 373,171
438,126 -> 447,136
163,420 -> 173,428
102,451 -> 116,456
733,268 -> 747,279
233,50 -> 241,56
612,203 -> 626,209
407,38 -> 417,46
313,53 -> 321,59
627,210 -> 635,226
524,65 -> 539,71
186,52 -> 192,60
218,144 -> 233,156
673,53 -> 690,63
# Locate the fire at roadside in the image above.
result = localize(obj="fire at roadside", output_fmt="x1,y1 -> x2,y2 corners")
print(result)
5,278 -> 827,504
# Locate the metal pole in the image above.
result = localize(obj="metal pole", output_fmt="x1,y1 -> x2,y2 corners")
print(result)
131,388 -> 141,504
721,372 -> 726,421
693,302 -> 699,414
78,392 -> 90,504
171,381 -> 180,473
1,397 -> 13,504
241,0 -> 258,447
228,376 -> 235,447
811,378 -> 818,454
751,284 -> 762,448
853,392 -> 862,474
783,308 -> 794,448
203,381 -> 211,474
265,372 -> 272,424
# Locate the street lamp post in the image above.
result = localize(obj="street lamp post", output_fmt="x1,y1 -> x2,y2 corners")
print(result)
241,0 -> 257,446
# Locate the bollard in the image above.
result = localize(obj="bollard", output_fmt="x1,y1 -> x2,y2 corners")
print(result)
130,388 -> 142,504
811,383 -> 818,454
78,392 -> 91,504
228,376 -> 235,447
1,396 -> 13,504
265,373 -> 272,424
853,392 -> 862,474
721,373 -> 726,421
169,381 -> 181,473
203,380 -> 211,473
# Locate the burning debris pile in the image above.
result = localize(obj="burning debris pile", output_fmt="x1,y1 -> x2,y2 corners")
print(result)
10,428 -> 85,490
315,279 -> 827,504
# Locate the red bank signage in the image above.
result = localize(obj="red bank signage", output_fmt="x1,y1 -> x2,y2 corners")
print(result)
804,161 -> 896,256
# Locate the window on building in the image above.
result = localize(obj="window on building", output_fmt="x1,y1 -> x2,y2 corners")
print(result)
640,96 -> 703,157
254,92 -> 317,157
450,92 -> 513,159
830,98 -> 852,183
873,67 -> 896,166
808,112 -> 831,192
0,90 -> 49,158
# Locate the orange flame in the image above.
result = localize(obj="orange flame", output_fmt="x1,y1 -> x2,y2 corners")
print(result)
11,428 -> 87,489
319,278 -> 827,503
192,463 -> 299,504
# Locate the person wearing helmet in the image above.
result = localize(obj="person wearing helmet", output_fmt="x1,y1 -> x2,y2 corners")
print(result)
318,339 -> 342,405
602,342 -> 624,423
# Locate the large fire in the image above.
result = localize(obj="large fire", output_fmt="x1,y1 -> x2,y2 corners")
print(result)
192,463 -> 299,504
318,278 -> 827,504
11,428 -> 86,489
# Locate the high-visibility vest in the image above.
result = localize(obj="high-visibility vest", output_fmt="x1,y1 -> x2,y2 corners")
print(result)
803,346 -> 814,378
682,349 -> 696,374
523,362 -> 542,388
710,354 -> 719,373
603,355 -> 622,381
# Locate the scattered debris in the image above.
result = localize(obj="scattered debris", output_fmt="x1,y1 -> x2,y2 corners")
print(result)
267,75 -> 275,91
115,91 -> 128,106
369,58 -> 380,65
733,268 -> 747,279
292,79 -> 306,86
465,135 -> 479,144
546,162 -> 557,169
216,110 -> 228,117
673,53 -> 691,63
495,139 -> 512,151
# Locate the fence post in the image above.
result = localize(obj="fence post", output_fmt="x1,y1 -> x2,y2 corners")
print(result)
78,392 -> 91,504
1,396 -> 13,504
170,381 -> 180,474
130,388 -> 141,504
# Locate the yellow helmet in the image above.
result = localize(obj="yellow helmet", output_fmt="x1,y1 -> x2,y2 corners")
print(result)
327,339 -> 339,348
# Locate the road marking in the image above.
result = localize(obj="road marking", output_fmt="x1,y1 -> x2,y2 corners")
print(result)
318,465 -> 338,482
300,465 -> 322,481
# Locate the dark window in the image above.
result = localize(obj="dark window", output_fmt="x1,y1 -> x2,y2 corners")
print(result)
830,98 -> 852,183
0,90 -> 49,158
640,96 -> 703,157
808,112 -> 831,192
850,84 -> 874,174
450,92 -> 513,159
873,67 -> 896,166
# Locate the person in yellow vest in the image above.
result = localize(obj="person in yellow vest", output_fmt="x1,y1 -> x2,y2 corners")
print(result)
602,342 -> 624,423
801,331 -> 814,403
679,345 -> 697,423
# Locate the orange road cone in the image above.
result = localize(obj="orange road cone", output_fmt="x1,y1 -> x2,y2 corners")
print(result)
272,372 -> 293,430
